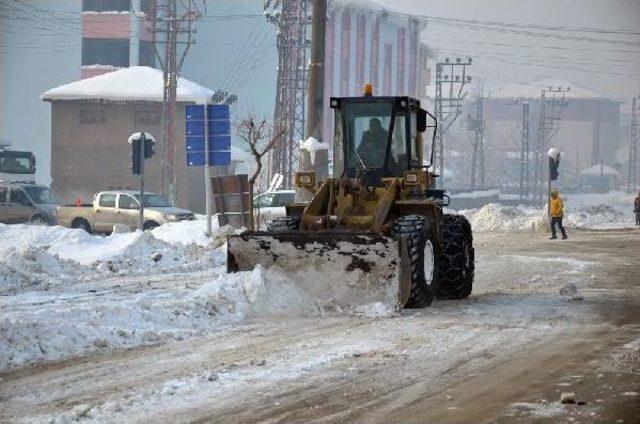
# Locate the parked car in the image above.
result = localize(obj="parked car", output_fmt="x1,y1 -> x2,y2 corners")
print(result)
0,182 -> 57,224
57,191 -> 195,233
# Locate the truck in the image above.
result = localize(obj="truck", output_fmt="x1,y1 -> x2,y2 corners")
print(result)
0,140 -> 36,184
57,191 -> 196,233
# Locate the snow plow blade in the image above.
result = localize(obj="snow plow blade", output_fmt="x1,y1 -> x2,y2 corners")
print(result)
227,232 -> 411,311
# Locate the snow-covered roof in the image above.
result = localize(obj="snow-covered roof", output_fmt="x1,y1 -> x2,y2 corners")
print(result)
489,79 -> 617,101
41,66 -> 213,103
580,164 -> 621,178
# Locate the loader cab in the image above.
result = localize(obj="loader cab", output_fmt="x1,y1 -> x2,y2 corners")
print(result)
330,96 -> 435,184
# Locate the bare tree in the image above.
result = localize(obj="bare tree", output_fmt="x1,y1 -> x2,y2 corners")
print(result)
237,117 -> 284,230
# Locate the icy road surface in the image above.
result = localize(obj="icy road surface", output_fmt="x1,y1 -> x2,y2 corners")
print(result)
1,228 -> 639,423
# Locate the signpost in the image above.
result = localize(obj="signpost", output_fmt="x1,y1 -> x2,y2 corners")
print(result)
186,104 -> 231,235
128,131 -> 156,230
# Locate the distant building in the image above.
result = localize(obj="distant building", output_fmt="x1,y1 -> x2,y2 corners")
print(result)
322,0 -> 430,143
465,79 -> 622,189
580,164 -> 621,192
41,66 -> 248,212
81,0 -> 155,79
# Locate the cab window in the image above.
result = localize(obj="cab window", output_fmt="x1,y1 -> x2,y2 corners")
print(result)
118,194 -> 138,209
255,193 -> 274,208
274,192 -> 294,206
410,111 -> 419,166
99,193 -> 116,208
388,113 -> 408,175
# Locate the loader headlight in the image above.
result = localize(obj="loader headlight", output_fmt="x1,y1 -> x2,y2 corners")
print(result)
404,172 -> 419,184
295,172 -> 315,187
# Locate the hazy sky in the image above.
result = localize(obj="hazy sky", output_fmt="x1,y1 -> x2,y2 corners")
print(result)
388,0 -> 640,106
1,0 -> 638,183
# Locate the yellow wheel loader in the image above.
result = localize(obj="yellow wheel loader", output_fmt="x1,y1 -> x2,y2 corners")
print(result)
227,94 -> 474,310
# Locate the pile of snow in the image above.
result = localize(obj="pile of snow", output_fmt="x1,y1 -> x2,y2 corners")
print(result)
459,191 -> 637,232
0,266 -> 328,371
0,221 -> 396,371
299,136 -> 327,151
461,203 -> 546,232
0,221 -> 232,295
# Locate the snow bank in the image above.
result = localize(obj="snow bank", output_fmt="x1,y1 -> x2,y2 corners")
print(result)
0,221 -> 231,295
0,266 -> 329,371
459,191 -> 637,232
2,262 -> 392,371
0,221 -> 396,371
299,136 -> 327,151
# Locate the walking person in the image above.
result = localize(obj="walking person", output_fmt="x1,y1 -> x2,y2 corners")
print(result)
634,191 -> 640,226
549,190 -> 568,240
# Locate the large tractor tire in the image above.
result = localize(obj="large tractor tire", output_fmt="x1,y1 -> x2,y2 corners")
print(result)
437,214 -> 474,299
266,216 -> 301,232
392,215 -> 438,308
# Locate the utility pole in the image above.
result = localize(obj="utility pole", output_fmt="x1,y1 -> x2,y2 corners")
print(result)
468,87 -> 485,191
519,101 -> 531,202
434,57 -> 472,187
533,86 -> 569,203
294,0 -> 328,203
149,0 -> 203,205
265,0 -> 309,189
306,0 -> 326,143
627,95 -> 640,192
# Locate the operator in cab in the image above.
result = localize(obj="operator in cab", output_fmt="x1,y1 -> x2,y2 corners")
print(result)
357,118 -> 389,165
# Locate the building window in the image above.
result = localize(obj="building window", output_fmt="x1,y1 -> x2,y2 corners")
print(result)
340,10 -> 351,96
134,111 -> 161,127
82,38 -> 130,67
355,14 -> 366,91
79,109 -> 106,125
82,0 -> 131,12
397,28 -> 406,95
383,44 -> 392,96
370,17 -> 380,89
139,40 -> 155,67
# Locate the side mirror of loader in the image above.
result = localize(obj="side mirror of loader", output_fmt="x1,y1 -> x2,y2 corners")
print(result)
417,109 -> 427,133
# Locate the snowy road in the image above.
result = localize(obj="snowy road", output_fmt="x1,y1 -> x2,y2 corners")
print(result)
2,230 -> 639,423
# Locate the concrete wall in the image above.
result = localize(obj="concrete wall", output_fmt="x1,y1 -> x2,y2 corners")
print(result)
49,100 -> 208,212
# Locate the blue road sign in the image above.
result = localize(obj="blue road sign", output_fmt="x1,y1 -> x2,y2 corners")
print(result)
185,104 -> 231,167
185,105 -> 205,120
186,136 -> 206,152
187,151 -> 232,167
208,104 -> 230,120
210,134 -> 231,151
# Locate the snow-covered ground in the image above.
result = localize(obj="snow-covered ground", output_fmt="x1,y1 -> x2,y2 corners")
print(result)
0,220 -> 382,371
458,191 -> 637,232
0,192 -> 635,373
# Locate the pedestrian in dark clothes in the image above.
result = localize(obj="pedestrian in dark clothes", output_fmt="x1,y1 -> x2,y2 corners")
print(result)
634,191 -> 640,226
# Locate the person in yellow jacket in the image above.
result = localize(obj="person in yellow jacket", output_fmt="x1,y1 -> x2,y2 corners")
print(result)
549,190 -> 568,240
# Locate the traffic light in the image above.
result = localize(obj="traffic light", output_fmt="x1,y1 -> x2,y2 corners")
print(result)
144,137 -> 155,159
548,148 -> 561,181
131,139 -> 141,175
